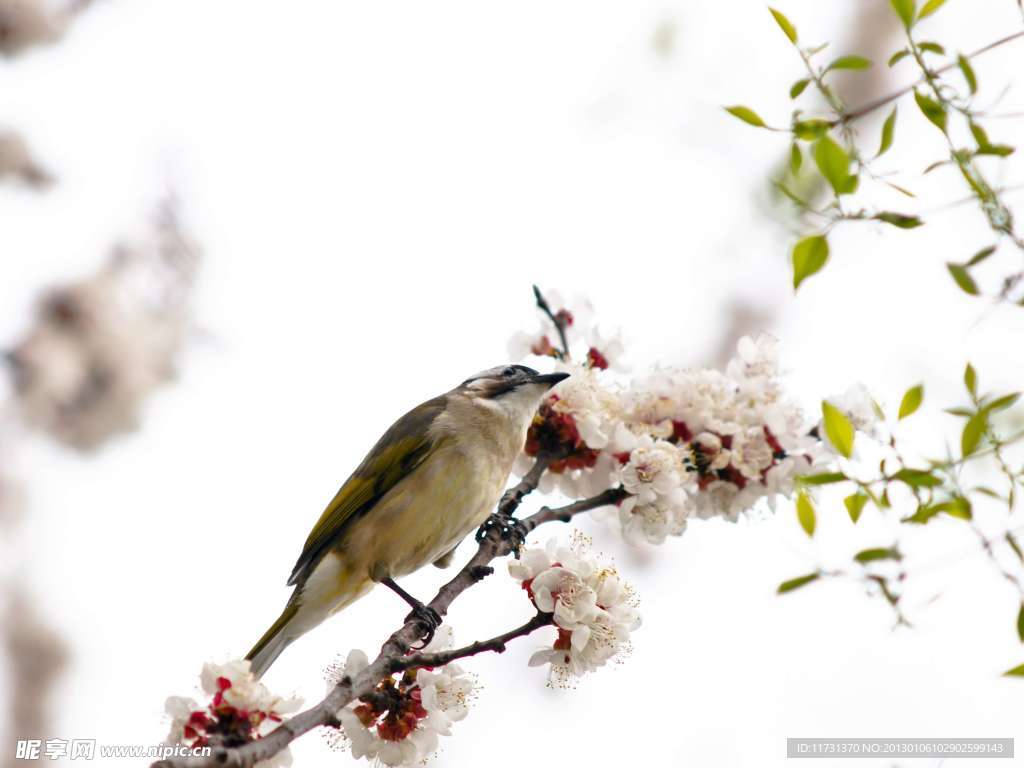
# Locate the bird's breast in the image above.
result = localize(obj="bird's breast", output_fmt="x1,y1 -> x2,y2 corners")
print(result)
341,434 -> 519,580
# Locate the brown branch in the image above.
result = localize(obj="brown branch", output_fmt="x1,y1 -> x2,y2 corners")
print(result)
532,284 -> 570,360
393,612 -> 554,673
523,486 -> 628,531
836,29 -> 1024,125
152,459 -> 626,768
496,452 -> 552,516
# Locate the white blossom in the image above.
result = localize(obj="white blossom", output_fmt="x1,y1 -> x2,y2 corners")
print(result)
584,326 -> 628,371
330,630 -> 477,767
548,364 -> 624,451
729,427 -> 775,480
618,496 -> 689,544
511,536 -> 640,686
617,436 -> 688,505
164,659 -> 300,768
199,659 -> 301,715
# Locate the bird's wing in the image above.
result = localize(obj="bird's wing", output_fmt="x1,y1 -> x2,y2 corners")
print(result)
287,394 -> 449,586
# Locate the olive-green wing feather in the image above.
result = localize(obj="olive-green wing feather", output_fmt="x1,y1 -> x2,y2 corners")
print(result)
286,394 -> 448,586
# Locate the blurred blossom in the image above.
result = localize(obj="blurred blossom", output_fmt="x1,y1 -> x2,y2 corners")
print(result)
0,0 -> 92,58
4,203 -> 200,451
1,588 -> 68,766
0,131 -> 52,188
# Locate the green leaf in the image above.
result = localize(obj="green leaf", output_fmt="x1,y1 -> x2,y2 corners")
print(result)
904,504 -> 939,524
822,400 -> 855,458
946,496 -> 973,520
898,384 -> 924,419
958,53 -> 977,92
977,144 -> 1015,157
969,121 -> 990,147
1016,604 -> 1024,642
814,135 -> 853,195
888,49 -> 911,66
892,468 -> 942,487
918,0 -> 947,18
961,412 -> 986,456
884,180 -> 915,197
790,78 -> 811,99
967,245 -> 996,266
875,212 -> 923,228
905,497 -> 970,524
789,142 -> 803,174
947,263 -> 979,295
796,490 -> 816,536
800,472 -> 847,485
845,493 -> 868,523
914,90 -> 947,132
918,41 -> 945,55
1003,662 -> 1024,677
877,107 -> 897,157
792,235 -> 829,290
793,119 -> 831,141
890,0 -> 917,28
769,7 -> 798,44
725,105 -> 767,127
945,406 -> 973,417
964,362 -> 978,397
778,572 -> 820,594
854,547 -> 902,564
985,393 -> 1020,413
827,55 -> 872,71
1008,533 -> 1024,563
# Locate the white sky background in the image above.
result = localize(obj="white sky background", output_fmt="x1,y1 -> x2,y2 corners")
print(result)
2,0 -> 1024,766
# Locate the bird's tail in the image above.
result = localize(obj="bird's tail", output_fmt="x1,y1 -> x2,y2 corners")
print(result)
245,602 -> 300,679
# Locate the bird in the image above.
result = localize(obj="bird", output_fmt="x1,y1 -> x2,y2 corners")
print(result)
245,364 -> 569,678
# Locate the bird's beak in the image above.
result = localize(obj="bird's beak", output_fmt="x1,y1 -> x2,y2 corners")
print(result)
531,371 -> 570,388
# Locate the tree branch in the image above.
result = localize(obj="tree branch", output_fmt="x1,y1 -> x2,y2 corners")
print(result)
152,457 -> 625,768
392,612 -> 553,673
522,486 -> 628,531
496,452 -> 552,516
532,284 -> 570,360
837,29 -> 1024,125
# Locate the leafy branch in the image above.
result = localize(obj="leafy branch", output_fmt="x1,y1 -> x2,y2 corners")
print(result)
781,363 -> 1024,666
727,2 -> 1024,297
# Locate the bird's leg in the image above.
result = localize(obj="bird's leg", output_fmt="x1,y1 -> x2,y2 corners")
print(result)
381,577 -> 441,646
475,511 -> 529,554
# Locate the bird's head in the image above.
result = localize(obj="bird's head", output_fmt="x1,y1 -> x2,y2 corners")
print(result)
455,364 -> 569,421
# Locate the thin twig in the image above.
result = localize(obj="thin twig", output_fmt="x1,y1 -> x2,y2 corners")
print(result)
522,486 -> 628,531
394,613 -> 553,672
532,284 -> 570,360
496,452 -> 553,515
837,30 -> 1024,125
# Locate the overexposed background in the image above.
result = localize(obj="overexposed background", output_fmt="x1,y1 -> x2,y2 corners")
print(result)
2,1 -> 1024,766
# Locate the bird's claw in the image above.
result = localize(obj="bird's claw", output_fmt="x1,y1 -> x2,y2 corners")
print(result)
475,512 -> 529,553
404,603 -> 442,648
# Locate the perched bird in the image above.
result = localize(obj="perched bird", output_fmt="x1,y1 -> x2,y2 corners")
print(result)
245,364 -> 569,677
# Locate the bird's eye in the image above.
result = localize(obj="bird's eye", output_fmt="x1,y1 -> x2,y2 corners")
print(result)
503,366 -> 518,377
